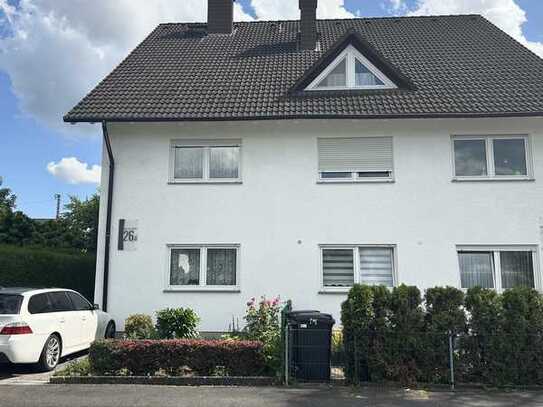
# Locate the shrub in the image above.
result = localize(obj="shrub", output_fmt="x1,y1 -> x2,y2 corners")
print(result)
421,286 -> 466,384
341,284 -> 375,383
342,284 -> 543,386
155,308 -> 199,339
461,287 -> 503,384
125,314 -> 156,339
0,244 -> 95,300
244,296 -> 282,376
89,339 -> 267,376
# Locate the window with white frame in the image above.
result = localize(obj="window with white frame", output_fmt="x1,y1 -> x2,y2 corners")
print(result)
452,135 -> 531,179
318,137 -> 393,181
168,245 -> 239,289
306,45 -> 397,91
321,246 -> 395,289
171,140 -> 241,182
457,247 -> 536,290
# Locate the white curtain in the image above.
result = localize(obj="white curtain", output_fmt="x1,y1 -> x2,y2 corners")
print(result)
501,251 -> 534,288
458,252 -> 494,289
210,147 -> 239,179
170,249 -> 200,285
206,249 -> 237,286
174,147 -> 203,179
318,58 -> 347,88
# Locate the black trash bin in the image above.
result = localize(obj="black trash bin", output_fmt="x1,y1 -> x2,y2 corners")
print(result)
287,310 -> 335,381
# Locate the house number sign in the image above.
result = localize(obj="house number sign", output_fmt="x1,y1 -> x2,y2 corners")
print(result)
118,219 -> 138,251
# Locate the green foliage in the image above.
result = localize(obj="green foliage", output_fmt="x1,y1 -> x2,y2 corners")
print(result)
342,285 -> 543,386
124,314 -> 157,339
0,244 -> 95,300
244,296 -> 282,376
422,286 -> 466,384
0,187 -> 99,253
53,357 -> 91,377
89,339 -> 267,377
155,308 -> 199,339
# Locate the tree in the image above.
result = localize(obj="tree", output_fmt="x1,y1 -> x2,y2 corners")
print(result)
0,188 -> 16,219
62,193 -> 99,252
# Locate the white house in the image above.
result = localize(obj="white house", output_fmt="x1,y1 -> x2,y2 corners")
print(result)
65,0 -> 543,332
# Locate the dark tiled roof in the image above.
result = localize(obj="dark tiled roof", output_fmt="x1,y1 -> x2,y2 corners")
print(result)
64,15 -> 543,122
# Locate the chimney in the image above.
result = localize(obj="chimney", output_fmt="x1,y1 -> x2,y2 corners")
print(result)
208,0 -> 234,34
299,0 -> 318,50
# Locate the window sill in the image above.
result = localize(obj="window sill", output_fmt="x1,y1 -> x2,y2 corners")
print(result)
164,287 -> 241,293
452,177 -> 534,183
317,179 -> 395,184
318,289 -> 351,294
168,180 -> 242,185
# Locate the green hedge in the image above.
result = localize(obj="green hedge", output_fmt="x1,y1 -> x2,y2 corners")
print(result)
0,245 -> 96,301
89,339 -> 267,376
341,284 -> 543,386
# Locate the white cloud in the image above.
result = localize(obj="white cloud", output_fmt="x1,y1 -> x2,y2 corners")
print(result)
46,157 -> 101,184
0,0 -> 252,134
406,0 -> 543,57
250,0 -> 353,20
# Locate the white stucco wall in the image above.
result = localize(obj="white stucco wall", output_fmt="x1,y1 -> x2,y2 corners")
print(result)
94,117 -> 543,331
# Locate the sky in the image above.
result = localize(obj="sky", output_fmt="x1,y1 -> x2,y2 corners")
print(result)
0,0 -> 542,218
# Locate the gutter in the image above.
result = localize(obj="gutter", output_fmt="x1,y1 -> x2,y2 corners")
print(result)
101,121 -> 115,312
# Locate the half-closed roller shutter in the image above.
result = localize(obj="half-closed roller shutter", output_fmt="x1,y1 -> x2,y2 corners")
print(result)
318,137 -> 393,173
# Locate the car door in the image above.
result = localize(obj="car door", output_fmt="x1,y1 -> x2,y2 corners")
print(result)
47,291 -> 80,352
67,291 -> 97,345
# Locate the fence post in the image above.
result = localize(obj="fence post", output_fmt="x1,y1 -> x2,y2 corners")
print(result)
448,331 -> 455,390
285,322 -> 289,386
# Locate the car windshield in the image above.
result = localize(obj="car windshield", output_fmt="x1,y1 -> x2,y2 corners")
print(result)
0,294 -> 24,314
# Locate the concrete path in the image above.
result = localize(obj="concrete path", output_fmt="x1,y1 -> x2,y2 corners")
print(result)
0,351 -> 87,385
0,384 -> 542,406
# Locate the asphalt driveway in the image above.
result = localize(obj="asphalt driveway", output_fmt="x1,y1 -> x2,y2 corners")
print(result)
0,384 -> 542,407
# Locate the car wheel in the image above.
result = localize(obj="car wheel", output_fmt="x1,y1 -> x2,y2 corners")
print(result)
37,334 -> 61,372
105,321 -> 116,339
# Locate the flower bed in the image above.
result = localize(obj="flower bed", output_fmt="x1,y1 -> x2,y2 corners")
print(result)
89,339 -> 267,377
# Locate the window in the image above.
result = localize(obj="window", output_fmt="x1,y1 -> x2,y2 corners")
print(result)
168,245 -> 239,290
48,292 -> 74,312
28,293 -> 53,314
67,292 -> 92,311
307,45 -> 397,91
171,140 -> 241,183
452,136 -> 531,179
0,295 -> 23,315
321,246 -> 395,291
457,247 -> 537,290
318,137 -> 393,181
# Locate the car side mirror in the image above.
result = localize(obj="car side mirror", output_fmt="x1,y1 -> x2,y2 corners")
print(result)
93,304 -> 100,310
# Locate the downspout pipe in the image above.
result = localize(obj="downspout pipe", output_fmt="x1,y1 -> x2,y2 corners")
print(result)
101,121 -> 115,312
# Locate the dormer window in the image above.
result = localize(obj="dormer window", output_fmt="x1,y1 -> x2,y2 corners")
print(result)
307,45 -> 396,91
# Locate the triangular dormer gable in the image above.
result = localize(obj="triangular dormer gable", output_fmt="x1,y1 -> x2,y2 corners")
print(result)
292,30 -> 413,94
307,45 -> 396,91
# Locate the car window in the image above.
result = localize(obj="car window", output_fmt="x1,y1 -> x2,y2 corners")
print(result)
0,294 -> 23,314
48,292 -> 74,312
67,292 -> 92,311
28,293 -> 54,314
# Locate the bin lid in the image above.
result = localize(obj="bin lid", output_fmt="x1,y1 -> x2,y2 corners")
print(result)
287,310 -> 335,324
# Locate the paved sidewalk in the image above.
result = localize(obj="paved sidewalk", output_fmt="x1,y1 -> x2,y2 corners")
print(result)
0,351 -> 87,385
0,384 -> 542,406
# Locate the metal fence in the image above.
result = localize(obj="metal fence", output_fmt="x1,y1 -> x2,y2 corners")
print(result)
284,328 -> 543,388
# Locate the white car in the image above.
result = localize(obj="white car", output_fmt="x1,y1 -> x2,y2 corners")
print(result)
0,288 -> 115,371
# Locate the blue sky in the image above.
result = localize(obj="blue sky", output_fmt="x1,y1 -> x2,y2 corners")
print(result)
0,0 -> 542,218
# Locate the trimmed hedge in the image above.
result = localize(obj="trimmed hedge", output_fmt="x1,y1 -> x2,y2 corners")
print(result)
0,244 -> 95,300
341,284 -> 543,386
89,339 -> 267,376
